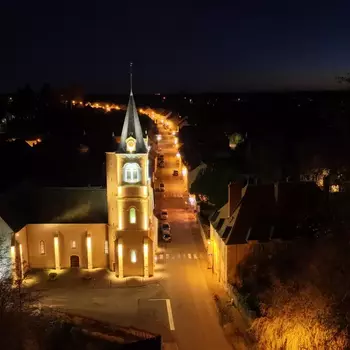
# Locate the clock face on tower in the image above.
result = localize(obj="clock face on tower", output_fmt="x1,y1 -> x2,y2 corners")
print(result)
126,137 -> 136,153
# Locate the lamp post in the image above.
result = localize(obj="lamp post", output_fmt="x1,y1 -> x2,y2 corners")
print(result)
207,239 -> 213,271
182,166 -> 188,191
176,152 -> 182,170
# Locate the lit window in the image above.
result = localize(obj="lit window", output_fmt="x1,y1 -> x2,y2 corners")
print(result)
71,240 -> 76,249
130,250 -> 137,263
123,163 -> 140,183
104,241 -> 109,254
39,240 -> 45,255
129,207 -> 136,224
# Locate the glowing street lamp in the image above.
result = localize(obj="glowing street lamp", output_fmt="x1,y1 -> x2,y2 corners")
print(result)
189,195 -> 196,206
176,152 -> 180,158
156,134 -> 162,141
182,167 -> 187,177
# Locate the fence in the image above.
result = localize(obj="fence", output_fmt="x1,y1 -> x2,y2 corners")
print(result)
227,285 -> 256,326
51,311 -> 161,344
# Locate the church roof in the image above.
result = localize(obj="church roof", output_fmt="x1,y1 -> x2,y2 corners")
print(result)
117,92 -> 148,154
0,187 -> 108,232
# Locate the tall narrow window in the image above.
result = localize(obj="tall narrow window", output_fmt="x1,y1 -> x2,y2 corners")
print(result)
39,240 -> 45,255
130,250 -> 137,263
129,207 -> 136,224
104,241 -> 109,254
71,240 -> 77,249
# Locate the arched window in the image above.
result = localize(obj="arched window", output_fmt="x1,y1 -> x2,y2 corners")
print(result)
39,240 -> 45,255
129,207 -> 136,224
123,163 -> 140,183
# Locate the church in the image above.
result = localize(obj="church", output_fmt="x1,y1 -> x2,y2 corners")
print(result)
0,88 -> 158,279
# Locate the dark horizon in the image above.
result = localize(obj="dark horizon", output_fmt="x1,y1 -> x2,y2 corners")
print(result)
2,86 -> 350,97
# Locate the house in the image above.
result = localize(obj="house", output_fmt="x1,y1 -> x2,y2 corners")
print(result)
209,181 -> 323,288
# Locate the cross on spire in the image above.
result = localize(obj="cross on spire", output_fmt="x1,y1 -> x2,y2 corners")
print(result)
130,62 -> 133,95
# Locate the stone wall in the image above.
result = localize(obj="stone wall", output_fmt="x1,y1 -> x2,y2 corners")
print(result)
196,214 -> 210,250
19,223 -> 108,269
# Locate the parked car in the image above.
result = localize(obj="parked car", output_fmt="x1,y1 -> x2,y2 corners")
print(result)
162,232 -> 172,243
173,170 -> 179,176
159,183 -> 165,192
161,222 -> 171,234
160,209 -> 168,220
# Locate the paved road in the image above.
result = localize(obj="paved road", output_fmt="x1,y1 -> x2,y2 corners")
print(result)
155,126 -> 232,350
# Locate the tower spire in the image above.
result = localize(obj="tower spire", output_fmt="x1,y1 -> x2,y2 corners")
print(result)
130,62 -> 133,95
117,63 -> 147,154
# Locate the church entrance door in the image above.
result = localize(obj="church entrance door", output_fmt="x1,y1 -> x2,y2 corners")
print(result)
70,255 -> 80,268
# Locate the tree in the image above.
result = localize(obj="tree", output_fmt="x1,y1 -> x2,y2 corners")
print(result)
237,223 -> 350,349
252,280 -> 348,349
336,73 -> 350,85
190,161 -> 238,207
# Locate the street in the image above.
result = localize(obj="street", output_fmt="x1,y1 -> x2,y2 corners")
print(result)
154,124 -> 232,350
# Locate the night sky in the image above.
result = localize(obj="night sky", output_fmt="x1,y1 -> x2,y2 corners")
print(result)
2,0 -> 350,93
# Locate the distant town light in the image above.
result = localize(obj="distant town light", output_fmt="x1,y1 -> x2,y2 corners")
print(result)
182,167 -> 187,176
156,134 -> 162,141
176,152 -> 180,158
330,184 -> 340,193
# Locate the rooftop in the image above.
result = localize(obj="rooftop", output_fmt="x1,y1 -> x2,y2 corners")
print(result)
117,92 -> 148,154
210,182 -> 323,245
0,186 -> 108,232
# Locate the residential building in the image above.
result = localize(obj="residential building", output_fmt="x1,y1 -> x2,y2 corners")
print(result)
209,181 -> 323,288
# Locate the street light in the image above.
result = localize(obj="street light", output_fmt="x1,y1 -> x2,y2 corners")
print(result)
176,152 -> 180,158
182,167 -> 187,177
189,195 -> 196,206
156,134 -> 162,141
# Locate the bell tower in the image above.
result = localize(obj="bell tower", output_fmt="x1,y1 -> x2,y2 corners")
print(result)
106,64 -> 154,278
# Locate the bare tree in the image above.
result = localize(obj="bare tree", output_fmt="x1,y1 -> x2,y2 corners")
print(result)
251,280 -> 348,349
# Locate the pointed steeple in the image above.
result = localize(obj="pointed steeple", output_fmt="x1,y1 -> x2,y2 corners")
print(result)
117,63 -> 148,153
